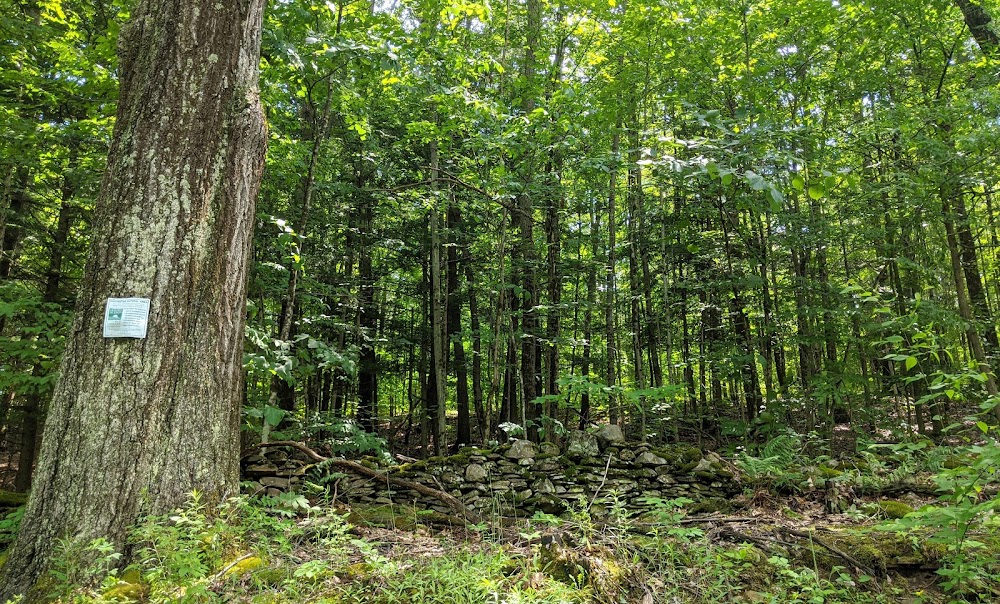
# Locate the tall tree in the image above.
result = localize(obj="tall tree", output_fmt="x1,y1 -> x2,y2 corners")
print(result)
0,0 -> 267,598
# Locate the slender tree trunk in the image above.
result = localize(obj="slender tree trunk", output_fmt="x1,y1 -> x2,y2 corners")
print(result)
464,259 -> 486,441
12,164 -> 77,493
944,193 -> 1000,418
448,203 -> 471,445
953,192 -> 999,349
0,0 -> 267,597
0,167 -> 28,282
356,189 -> 378,433
428,141 -> 447,455
626,126 -> 646,437
580,205 -> 598,428
605,128 -> 621,425
544,159 -> 563,427
264,81 -> 332,425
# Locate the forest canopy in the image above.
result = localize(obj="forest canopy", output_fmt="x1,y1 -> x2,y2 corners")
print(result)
1,0 -> 999,469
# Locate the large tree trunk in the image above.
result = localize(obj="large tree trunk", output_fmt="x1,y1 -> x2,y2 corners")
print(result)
0,0 -> 266,599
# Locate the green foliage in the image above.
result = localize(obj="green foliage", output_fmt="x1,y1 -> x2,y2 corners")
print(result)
0,283 -> 72,397
880,441 -> 1000,601
47,537 -> 123,601
0,506 -> 24,552
304,414 -> 389,458
736,432 -> 804,488
126,492 -> 310,602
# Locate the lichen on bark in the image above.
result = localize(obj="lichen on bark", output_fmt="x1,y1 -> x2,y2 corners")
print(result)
0,0 -> 267,601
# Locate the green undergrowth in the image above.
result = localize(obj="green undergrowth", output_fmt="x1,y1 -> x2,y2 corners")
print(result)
8,433 -> 1000,604
1,494 -> 943,604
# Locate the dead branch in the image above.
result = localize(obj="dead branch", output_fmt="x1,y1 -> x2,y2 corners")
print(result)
243,441 -> 481,524
780,527 -> 880,578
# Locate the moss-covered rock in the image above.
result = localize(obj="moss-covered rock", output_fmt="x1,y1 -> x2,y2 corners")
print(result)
102,569 -> 149,602
814,529 -> 940,573
875,500 -> 914,519
0,491 -> 28,508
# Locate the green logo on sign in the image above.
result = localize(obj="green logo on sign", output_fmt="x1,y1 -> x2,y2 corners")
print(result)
107,308 -> 123,321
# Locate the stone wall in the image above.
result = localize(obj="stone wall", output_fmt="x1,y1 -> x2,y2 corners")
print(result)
243,429 -> 740,517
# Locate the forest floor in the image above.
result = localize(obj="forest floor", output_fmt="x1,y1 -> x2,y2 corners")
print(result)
158,485 -> 960,604
3,432 -> 998,603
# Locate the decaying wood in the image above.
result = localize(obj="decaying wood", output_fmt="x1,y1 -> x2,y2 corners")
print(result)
246,441 -> 482,524
780,527 -> 880,578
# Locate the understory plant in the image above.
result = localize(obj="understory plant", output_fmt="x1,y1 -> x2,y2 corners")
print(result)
880,438 -> 1000,602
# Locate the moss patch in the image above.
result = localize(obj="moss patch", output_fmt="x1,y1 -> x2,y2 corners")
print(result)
815,529 -> 940,573
225,554 -> 266,577
875,500 -> 914,520
0,491 -> 28,508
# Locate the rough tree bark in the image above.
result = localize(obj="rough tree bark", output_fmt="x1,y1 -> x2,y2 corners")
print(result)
953,0 -> 999,55
0,0 -> 267,599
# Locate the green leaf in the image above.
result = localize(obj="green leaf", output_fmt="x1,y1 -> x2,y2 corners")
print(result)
263,405 -> 286,428
791,176 -> 805,191
905,356 -> 918,371
769,187 -> 784,211
976,421 -> 989,434
745,170 -> 768,191
807,184 -> 825,200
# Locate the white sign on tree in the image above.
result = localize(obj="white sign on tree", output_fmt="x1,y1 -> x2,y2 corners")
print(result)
103,298 -> 150,339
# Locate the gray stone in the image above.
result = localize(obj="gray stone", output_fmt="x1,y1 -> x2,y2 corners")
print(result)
692,458 -> 714,473
532,478 -> 556,494
465,463 -> 488,482
637,451 -> 668,466
595,424 -> 625,447
539,441 -> 561,457
565,430 -> 600,459
245,463 -> 278,475
260,476 -> 290,489
506,439 -> 537,459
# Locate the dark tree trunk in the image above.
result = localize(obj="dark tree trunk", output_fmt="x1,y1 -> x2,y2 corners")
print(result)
0,0 -> 267,598
12,164 -> 77,493
953,192 -> 998,349
953,0 -> 999,55
464,260 -> 486,441
356,194 -> 378,433
448,204 -> 471,445
605,128 -> 620,425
